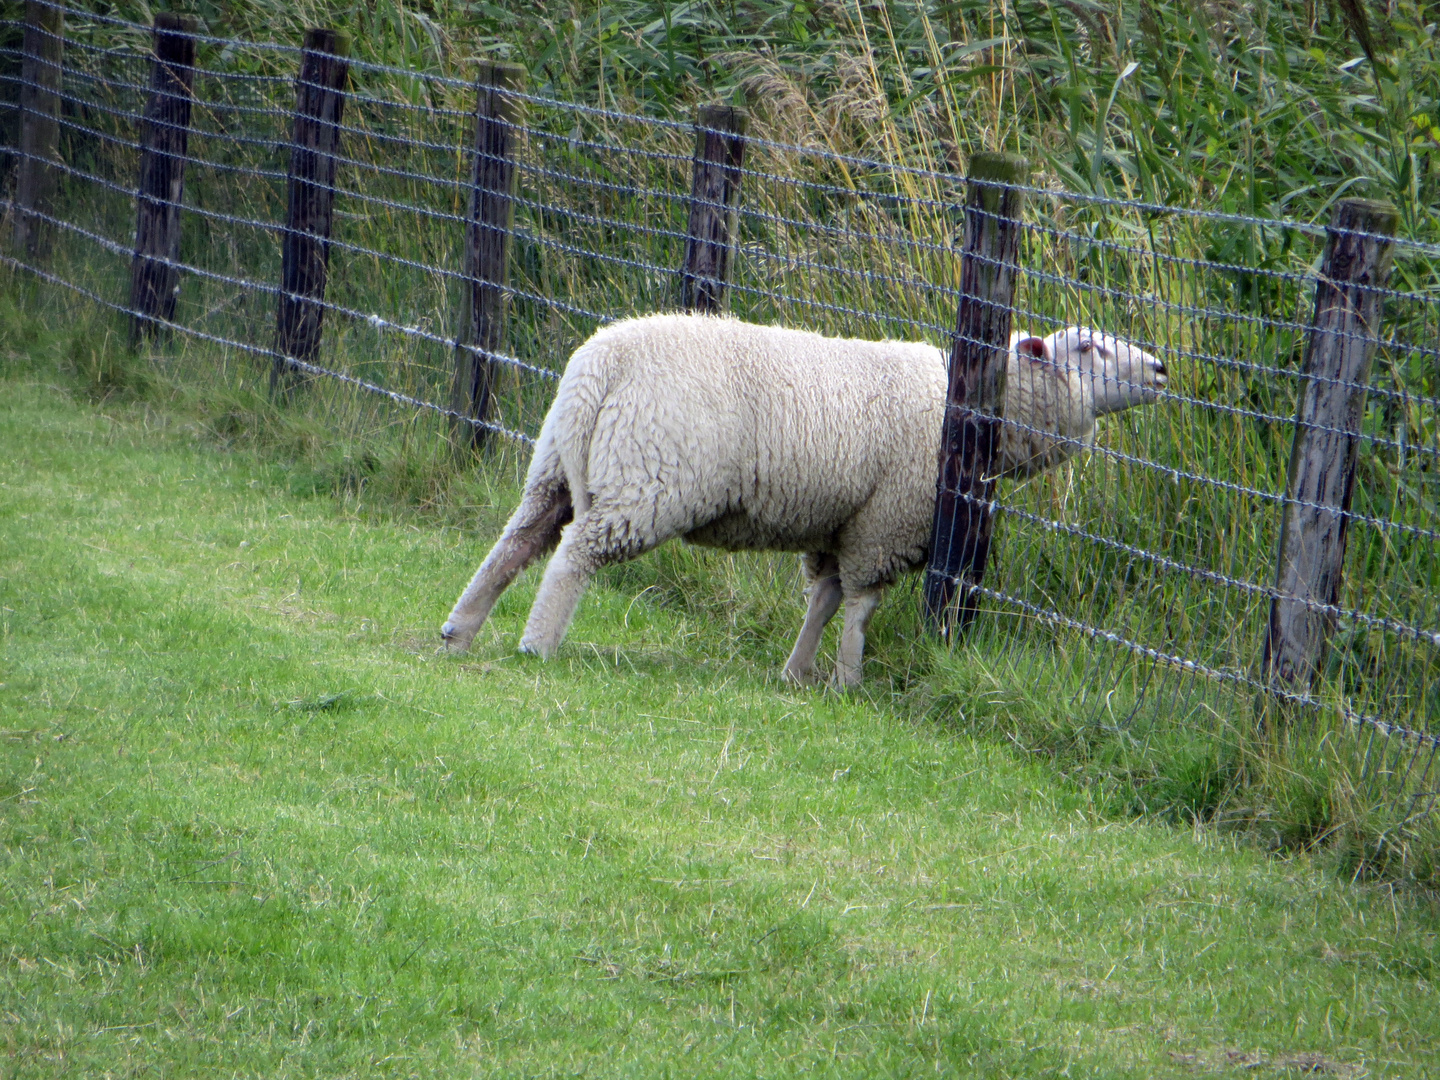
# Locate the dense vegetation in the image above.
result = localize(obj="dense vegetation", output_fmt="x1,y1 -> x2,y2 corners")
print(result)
22,0 -> 1437,240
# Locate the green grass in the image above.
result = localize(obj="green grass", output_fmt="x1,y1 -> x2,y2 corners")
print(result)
3,305 -> 1440,1077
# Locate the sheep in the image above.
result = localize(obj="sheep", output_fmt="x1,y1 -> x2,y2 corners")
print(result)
441,314 -> 1167,687
1000,325 -> 1168,477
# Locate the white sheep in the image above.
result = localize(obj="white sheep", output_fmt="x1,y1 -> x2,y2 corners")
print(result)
1000,325 -> 1167,477
441,314 -> 1167,686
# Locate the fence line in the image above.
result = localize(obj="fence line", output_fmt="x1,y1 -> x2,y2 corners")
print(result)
0,237 -> 536,445
2,3 -> 1437,842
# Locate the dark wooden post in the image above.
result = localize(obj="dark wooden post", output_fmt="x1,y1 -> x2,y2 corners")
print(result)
680,103 -> 747,312
450,59 -> 526,452
1262,199 -> 1398,693
271,28 -> 350,392
128,13 -> 197,342
9,0 -> 64,257
922,152 -> 1029,635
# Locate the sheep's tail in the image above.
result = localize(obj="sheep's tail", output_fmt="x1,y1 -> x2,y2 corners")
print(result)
531,336 -> 612,517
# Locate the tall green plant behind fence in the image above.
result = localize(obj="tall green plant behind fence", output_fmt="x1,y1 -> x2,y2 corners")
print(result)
3,2 -> 1438,866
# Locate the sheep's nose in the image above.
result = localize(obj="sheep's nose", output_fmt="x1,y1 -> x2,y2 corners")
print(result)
1153,362 -> 1168,387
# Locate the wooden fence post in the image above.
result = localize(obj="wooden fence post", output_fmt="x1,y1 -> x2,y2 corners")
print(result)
450,59 -> 526,452
271,28 -> 350,392
1262,198 -> 1398,694
128,13 -> 197,341
9,0 -> 64,257
680,103 -> 747,313
922,151 -> 1029,635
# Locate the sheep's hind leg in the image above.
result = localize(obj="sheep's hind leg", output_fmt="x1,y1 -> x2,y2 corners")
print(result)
521,478 -> 683,659
517,511 -> 615,659
442,483 -> 572,652
834,587 -> 884,689
783,553 -> 842,687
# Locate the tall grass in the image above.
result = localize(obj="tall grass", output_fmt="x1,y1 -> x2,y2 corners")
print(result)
9,0 -> 1437,236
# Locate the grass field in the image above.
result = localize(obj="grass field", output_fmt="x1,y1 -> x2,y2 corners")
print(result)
5,0 -> 1440,894
3,329 -> 1439,1076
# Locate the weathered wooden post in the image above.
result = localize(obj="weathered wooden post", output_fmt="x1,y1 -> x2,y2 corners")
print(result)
922,152 -> 1029,634
1262,199 -> 1398,696
9,0 -> 64,257
680,103 -> 747,312
271,28 -> 350,392
128,13 -> 197,341
450,59 -> 526,452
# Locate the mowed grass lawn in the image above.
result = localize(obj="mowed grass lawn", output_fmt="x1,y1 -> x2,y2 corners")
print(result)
1,372 -> 1437,1079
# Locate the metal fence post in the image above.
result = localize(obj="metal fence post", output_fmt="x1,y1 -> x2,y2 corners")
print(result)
272,28 -> 350,392
9,0 -> 63,257
680,103 -> 747,313
129,13 -> 197,341
1262,198 -> 1398,694
922,151 -> 1029,635
450,59 -> 526,453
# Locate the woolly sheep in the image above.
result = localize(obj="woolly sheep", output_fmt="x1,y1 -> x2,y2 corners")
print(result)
1000,325 -> 1167,477
442,314 -> 1167,686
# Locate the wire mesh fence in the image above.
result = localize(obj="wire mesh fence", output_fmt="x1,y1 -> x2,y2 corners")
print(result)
2,2 -> 1437,853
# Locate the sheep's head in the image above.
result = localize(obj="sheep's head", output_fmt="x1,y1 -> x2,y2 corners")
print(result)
999,327 -> 1169,479
1037,326 -> 1168,416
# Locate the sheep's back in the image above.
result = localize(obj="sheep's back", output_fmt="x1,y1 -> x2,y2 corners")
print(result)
576,315 -> 945,556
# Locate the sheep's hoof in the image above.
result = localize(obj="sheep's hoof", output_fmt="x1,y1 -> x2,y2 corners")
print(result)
516,637 -> 555,660
782,666 -> 820,689
440,622 -> 475,653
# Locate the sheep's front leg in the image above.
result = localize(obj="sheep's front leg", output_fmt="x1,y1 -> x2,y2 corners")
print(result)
783,571 -> 843,687
834,587 -> 883,689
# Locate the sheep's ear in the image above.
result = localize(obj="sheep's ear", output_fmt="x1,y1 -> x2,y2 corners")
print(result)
1014,335 -> 1047,360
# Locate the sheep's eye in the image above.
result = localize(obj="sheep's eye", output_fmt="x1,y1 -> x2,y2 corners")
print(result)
1078,339 -> 1093,353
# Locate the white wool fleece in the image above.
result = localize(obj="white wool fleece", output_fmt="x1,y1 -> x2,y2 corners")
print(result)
538,313 -> 946,587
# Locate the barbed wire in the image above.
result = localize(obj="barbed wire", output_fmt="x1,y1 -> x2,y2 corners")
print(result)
11,60 -> 1438,449
10,88 -> 1435,462
17,49 -> 1435,317
521,123 -> 694,167
46,60 -> 297,130
1018,215 -> 1440,307
25,0 -> 1440,258
502,79 -> 1440,255
23,163 -> 1434,572
998,308 -> 1440,461
978,497 -> 1440,648
21,0 -> 302,56
22,40 -> 1439,327
951,405 -> 1440,545
0,134 -> 591,334
57,39 -> 293,90
0,189 -> 568,385
976,176 -> 1440,259
27,65 -> 1433,418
